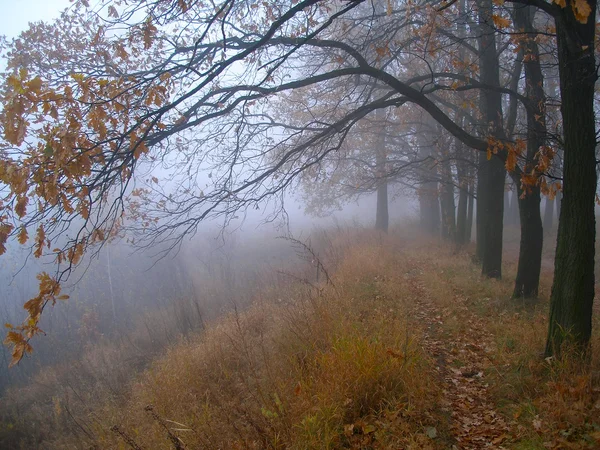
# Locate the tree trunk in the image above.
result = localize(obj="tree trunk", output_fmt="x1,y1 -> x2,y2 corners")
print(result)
419,185 -> 440,234
545,1 -> 597,355
479,156 -> 505,278
440,151 -> 456,240
475,153 -> 484,261
511,4 -> 546,299
417,117 -> 441,235
466,167 -> 474,243
456,157 -> 469,244
509,185 -> 520,226
476,0 -> 505,278
503,186 -> 510,226
543,197 -> 554,232
374,107 -> 389,232
375,178 -> 389,232
512,176 -> 543,298
505,52 -> 523,138
454,0 -> 468,246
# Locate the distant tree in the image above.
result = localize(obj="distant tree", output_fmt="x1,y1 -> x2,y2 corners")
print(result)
278,82 -> 417,232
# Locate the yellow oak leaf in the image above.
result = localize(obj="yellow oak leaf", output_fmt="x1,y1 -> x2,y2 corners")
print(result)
492,14 -> 511,29
18,225 -> 28,245
572,0 -> 591,23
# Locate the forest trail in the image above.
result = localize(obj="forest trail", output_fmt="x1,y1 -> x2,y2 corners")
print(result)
404,260 -> 515,449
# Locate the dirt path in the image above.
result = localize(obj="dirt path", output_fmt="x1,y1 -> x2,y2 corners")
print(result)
405,264 -> 514,449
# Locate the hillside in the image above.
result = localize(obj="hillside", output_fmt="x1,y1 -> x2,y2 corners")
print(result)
2,227 -> 600,449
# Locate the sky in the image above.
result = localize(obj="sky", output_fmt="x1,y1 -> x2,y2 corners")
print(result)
0,0 -> 71,39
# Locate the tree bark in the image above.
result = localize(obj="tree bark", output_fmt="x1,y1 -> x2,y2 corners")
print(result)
476,0 -> 506,278
509,185 -> 520,226
556,189 -> 562,221
512,175 -> 543,298
456,152 -> 469,244
475,153 -> 484,261
545,1 -> 597,355
419,184 -> 440,234
375,175 -> 389,232
373,60 -> 389,233
417,116 -> 441,235
440,145 -> 457,240
503,186 -> 510,226
466,166 -> 475,243
511,4 -> 546,299
479,155 -> 505,278
543,197 -> 554,231
454,0 -> 469,246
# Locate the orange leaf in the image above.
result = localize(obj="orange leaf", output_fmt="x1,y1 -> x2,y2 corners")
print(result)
572,0 -> 591,23
492,14 -> 511,29
9,342 -> 25,367
505,149 -> 517,172
143,18 -> 158,50
178,0 -> 189,12
70,73 -> 85,83
26,77 -> 43,92
18,225 -> 28,245
0,224 -> 14,256
34,224 -> 45,258
375,46 -> 388,57
15,195 -> 28,218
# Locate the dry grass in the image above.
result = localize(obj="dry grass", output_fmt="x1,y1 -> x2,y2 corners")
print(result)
0,266 -> 261,449
82,230 -> 447,449
3,225 -> 600,449
399,232 -> 600,449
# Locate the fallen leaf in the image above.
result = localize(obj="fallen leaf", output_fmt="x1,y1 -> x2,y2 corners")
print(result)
425,426 -> 438,439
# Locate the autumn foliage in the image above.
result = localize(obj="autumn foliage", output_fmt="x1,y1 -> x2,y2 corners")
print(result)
0,3 -> 173,363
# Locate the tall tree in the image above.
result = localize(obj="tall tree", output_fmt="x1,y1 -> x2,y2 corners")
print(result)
454,0 -> 472,246
541,0 -> 597,355
475,0 -> 507,278
510,3 -> 546,299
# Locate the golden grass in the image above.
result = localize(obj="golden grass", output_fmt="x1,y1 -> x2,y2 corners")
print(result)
84,231 -> 447,449
400,233 -> 600,449
3,225 -> 600,449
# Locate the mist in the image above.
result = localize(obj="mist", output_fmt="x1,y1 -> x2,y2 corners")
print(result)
0,0 -> 598,448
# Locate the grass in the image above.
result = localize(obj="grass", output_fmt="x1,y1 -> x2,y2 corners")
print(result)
2,224 -> 600,449
86,230 -> 448,449
399,232 -> 600,449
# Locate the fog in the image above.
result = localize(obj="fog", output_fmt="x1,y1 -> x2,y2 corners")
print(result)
1,0 -> 596,448
0,187 -> 417,393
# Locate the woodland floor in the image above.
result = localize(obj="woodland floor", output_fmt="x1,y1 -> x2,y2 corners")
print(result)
395,230 -> 600,449
2,227 -> 600,449
408,257 -> 514,449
